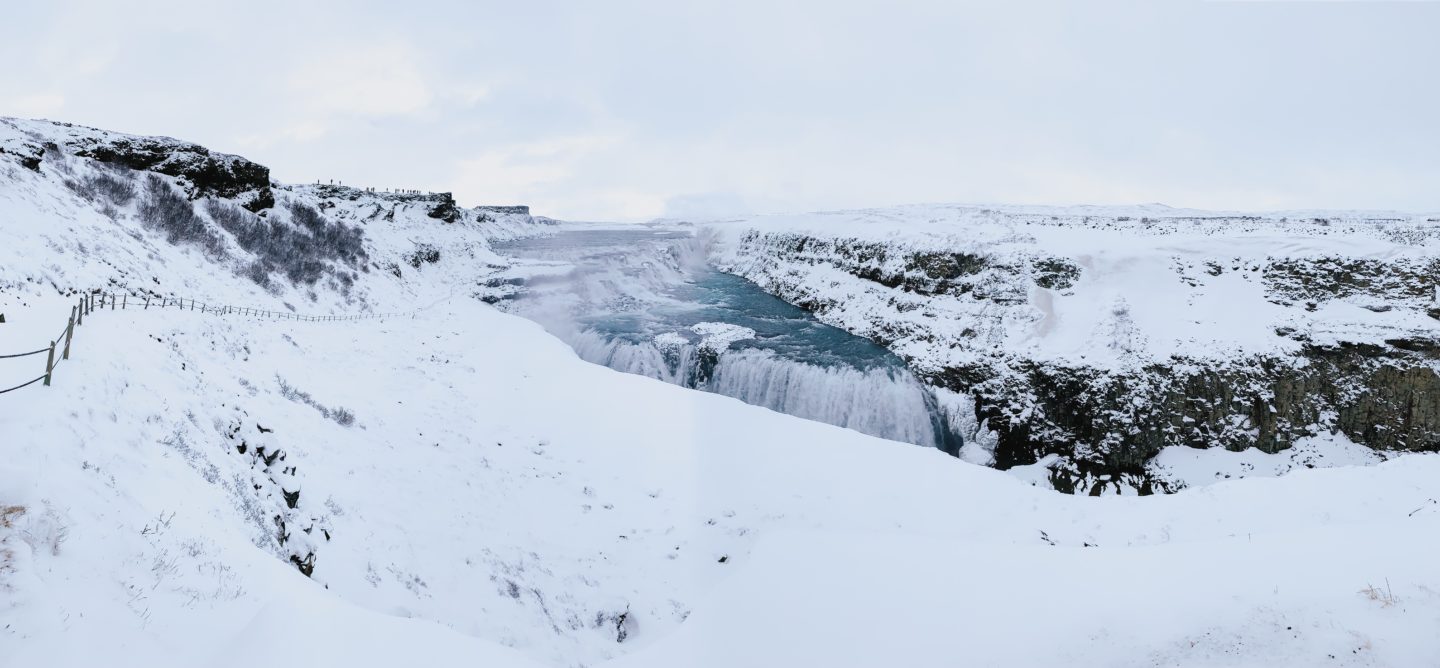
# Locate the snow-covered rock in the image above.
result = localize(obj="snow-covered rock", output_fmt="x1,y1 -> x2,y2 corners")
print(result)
709,204 -> 1440,493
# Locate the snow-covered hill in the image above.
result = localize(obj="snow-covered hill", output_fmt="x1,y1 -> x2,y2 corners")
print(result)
708,204 -> 1440,493
2,120 -> 1439,667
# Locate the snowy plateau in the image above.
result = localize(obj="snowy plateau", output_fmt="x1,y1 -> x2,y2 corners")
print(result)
1,117 -> 1438,667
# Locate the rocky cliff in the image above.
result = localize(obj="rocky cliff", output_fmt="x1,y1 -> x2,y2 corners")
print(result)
0,116 -> 543,317
712,205 -> 1440,493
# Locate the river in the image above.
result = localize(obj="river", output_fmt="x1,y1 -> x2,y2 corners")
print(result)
493,227 -> 962,454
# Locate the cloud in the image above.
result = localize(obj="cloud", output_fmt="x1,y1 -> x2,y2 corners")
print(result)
3,93 -> 66,117
288,42 -> 434,120
446,134 -> 627,208
4,1 -> 1438,218
662,192 -> 754,220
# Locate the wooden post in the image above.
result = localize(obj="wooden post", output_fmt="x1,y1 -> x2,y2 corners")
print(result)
123,293 -> 127,309
43,341 -> 55,386
144,296 -> 150,310
77,297 -> 85,326
110,292 -> 115,310
63,307 -> 75,360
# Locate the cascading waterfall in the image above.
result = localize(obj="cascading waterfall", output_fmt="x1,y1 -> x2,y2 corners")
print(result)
568,328 -> 699,387
495,228 -> 965,453
709,349 -> 945,448
561,326 -> 960,451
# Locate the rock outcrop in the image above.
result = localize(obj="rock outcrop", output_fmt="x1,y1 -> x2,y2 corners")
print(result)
18,120 -> 278,212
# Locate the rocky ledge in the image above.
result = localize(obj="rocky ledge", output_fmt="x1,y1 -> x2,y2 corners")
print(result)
26,119 -> 274,211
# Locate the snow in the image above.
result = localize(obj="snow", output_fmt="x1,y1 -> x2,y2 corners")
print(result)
1148,432 -> 1389,490
2,120 -> 1439,667
611,515 -> 1440,668
689,321 -> 755,352
5,293 -> 1439,667
707,203 -> 1440,369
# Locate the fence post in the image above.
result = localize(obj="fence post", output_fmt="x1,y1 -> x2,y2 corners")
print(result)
144,296 -> 150,310
123,293 -> 127,309
77,297 -> 85,326
43,341 -> 55,386
63,307 -> 75,360
110,292 -> 116,310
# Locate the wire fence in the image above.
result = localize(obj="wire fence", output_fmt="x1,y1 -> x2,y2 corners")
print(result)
1,290 -> 418,396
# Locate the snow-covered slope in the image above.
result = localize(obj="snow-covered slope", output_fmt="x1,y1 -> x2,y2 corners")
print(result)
0,117 -> 540,315
708,204 -> 1440,493
3,120 -> 1439,667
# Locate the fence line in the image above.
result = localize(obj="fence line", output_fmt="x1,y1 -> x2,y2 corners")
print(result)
1,289 -> 421,395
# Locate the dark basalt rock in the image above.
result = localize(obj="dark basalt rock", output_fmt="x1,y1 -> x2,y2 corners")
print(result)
406,244 -> 441,268
427,194 -> 462,223
0,139 -> 45,171
476,205 -> 530,216
62,132 -> 274,211
928,345 -> 1440,494
1264,256 -> 1440,303
1032,257 -> 1081,290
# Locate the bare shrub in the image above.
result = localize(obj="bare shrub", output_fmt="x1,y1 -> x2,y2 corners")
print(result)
7,504 -> 69,557
406,243 -> 441,268
1360,580 -> 1400,608
139,175 -> 226,258
207,199 -> 368,287
276,375 -> 356,427
64,168 -> 137,207
86,170 -> 136,205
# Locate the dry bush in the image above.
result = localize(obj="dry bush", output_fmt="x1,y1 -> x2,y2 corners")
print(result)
138,175 -> 226,258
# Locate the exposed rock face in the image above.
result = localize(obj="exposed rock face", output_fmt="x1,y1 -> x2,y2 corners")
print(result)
0,137 -> 45,171
26,121 -> 278,212
932,345 -> 1440,494
715,210 -> 1440,494
427,194 -> 462,223
476,205 -> 531,216
301,184 -> 472,225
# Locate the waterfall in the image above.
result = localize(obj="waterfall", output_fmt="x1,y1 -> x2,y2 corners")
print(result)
709,349 -> 945,448
568,329 -> 700,386
499,228 -> 966,453
563,328 -> 954,448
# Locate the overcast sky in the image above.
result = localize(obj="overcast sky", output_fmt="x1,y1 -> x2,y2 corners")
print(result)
4,1 -> 1438,220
